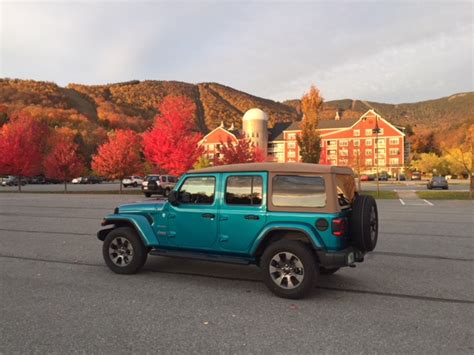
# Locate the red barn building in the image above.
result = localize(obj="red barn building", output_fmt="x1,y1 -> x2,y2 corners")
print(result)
199,109 -> 407,175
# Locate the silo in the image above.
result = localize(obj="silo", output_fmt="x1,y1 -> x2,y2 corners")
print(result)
242,108 -> 268,157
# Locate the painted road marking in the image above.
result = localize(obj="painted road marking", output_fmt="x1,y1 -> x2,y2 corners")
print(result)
423,199 -> 434,206
399,199 -> 406,205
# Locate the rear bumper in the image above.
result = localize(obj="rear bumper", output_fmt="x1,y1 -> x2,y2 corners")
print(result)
316,247 -> 365,268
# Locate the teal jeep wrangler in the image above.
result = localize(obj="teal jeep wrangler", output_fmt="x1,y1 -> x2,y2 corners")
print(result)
98,163 -> 378,299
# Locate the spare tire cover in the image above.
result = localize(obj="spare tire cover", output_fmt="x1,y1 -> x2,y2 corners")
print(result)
350,194 -> 378,252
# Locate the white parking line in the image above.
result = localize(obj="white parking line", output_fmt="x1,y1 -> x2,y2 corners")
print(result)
423,199 -> 434,206
399,198 -> 405,205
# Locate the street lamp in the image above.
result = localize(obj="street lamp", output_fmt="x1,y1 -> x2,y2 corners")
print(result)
372,119 -> 381,197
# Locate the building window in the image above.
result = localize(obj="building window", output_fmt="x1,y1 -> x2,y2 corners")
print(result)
339,149 -> 348,156
208,153 -> 214,159
339,140 -> 348,146
288,151 -> 296,158
328,150 -> 337,156
365,149 -> 372,155
354,149 -> 361,156
354,140 -> 360,147
327,140 -> 336,146
389,137 -> 400,145
390,158 -> 399,165
365,159 -> 372,166
389,148 -> 400,155
365,129 -> 373,136
377,148 -> 386,155
378,159 -> 386,166
287,133 -> 296,140
208,144 -> 214,151
216,144 -> 221,150
354,129 -> 360,137
288,142 -> 296,149
376,138 -> 385,146
365,139 -> 372,146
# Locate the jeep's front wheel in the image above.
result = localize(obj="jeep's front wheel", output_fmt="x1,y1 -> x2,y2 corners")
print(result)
103,227 -> 148,274
260,240 -> 318,299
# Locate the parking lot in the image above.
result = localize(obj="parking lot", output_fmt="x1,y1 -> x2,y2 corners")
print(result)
1,193 -> 473,353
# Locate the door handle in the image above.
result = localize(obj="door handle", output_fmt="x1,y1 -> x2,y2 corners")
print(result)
202,213 -> 215,219
244,215 -> 259,220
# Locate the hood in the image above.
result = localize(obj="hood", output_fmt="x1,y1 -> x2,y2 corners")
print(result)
117,200 -> 166,213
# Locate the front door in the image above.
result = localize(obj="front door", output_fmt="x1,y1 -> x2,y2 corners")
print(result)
218,173 -> 267,253
168,175 -> 218,250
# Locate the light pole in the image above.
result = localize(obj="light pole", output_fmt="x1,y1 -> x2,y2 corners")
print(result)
373,119 -> 381,197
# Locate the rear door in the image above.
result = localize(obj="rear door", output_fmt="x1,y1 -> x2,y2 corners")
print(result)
218,172 -> 267,253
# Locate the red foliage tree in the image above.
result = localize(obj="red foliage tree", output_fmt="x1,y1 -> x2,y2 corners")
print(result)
91,129 -> 143,193
0,112 -> 48,191
44,135 -> 85,192
143,96 -> 203,176
217,137 -> 266,165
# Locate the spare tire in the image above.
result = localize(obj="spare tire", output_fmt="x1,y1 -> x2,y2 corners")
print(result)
350,194 -> 378,252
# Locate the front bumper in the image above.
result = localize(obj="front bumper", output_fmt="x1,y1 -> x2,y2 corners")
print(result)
316,247 -> 365,268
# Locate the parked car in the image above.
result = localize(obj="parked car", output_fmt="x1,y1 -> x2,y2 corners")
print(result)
411,171 -> 422,181
427,176 -> 448,190
377,173 -> 389,181
72,177 -> 83,184
360,174 -> 370,181
44,177 -> 61,184
98,163 -> 378,299
122,176 -> 144,188
398,174 -> 406,181
83,176 -> 103,184
1,176 -> 27,186
142,175 -> 178,197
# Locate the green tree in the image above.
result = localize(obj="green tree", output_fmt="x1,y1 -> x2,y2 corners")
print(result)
297,85 -> 324,163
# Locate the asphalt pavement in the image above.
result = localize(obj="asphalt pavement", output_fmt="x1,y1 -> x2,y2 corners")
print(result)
0,193 -> 473,353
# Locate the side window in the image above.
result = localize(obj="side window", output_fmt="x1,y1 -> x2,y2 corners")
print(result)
225,176 -> 263,206
178,176 -> 215,205
168,176 -> 176,183
161,176 -> 167,182
272,175 -> 326,208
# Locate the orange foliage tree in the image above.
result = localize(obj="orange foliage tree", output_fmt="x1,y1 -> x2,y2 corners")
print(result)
297,85 -> 324,163
44,134 -> 85,192
143,96 -> 203,176
92,129 -> 143,193
0,112 -> 49,191
217,137 -> 266,165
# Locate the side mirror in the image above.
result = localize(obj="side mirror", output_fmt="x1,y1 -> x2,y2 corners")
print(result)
168,190 -> 179,206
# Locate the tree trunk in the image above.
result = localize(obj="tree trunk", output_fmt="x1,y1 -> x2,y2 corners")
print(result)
119,180 -> 123,194
18,175 -> 21,192
64,180 -> 68,193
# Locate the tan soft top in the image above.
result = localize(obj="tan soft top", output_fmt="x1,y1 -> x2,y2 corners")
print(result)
188,162 -> 353,175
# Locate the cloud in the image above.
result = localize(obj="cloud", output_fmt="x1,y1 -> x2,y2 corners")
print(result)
1,0 -> 472,103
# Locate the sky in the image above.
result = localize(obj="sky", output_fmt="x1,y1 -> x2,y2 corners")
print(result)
1,0 -> 473,103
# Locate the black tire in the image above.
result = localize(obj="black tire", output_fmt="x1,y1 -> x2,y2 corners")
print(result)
123,184 -> 128,188
144,193 -> 151,198
320,267 -> 340,275
102,227 -> 148,274
260,240 -> 318,299
350,194 -> 378,252
164,188 -> 170,197
133,182 -> 138,187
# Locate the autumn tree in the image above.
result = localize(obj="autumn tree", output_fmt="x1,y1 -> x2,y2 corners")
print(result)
297,85 -> 324,163
0,112 -> 48,191
143,96 -> 203,176
193,156 -> 212,169
92,129 -> 143,193
216,137 -> 265,165
44,135 -> 85,193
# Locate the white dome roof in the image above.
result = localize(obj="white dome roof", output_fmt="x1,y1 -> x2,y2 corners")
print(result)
242,108 -> 268,121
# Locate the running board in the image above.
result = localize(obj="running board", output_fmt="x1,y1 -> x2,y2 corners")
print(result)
149,249 -> 252,265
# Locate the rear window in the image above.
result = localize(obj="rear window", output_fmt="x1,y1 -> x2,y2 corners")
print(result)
168,176 -> 177,183
225,176 -> 263,206
434,177 -> 446,182
336,174 -> 356,207
272,175 -> 326,208
146,176 -> 159,182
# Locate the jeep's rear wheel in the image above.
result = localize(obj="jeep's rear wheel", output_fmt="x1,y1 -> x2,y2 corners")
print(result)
260,240 -> 318,299
103,227 -> 147,274
350,194 -> 378,252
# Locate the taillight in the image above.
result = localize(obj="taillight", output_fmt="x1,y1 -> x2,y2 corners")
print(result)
332,218 -> 346,237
